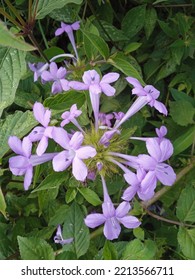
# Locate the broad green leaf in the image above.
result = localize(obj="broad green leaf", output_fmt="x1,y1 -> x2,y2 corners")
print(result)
49,4 -> 81,22
176,185 -> 195,223
178,227 -> 195,259
144,7 -> 157,39
17,236 -> 55,260
173,125 -> 195,156
0,47 -> 26,116
170,88 -> 195,106
34,0 -> 83,19
44,90 -> 85,112
82,31 -> 109,59
133,227 -> 145,240
124,42 -> 142,54
103,240 -> 118,260
78,187 -> 102,206
96,20 -> 128,42
122,239 -> 157,260
63,202 -> 90,258
169,100 -> 195,126
0,223 -> 13,259
65,188 -> 77,204
49,205 -> 69,226
32,172 -> 68,192
0,187 -> 6,218
122,5 -> 146,38
0,21 -> 35,51
0,111 -> 37,159
158,20 -> 177,38
108,52 -> 144,85
156,58 -> 177,82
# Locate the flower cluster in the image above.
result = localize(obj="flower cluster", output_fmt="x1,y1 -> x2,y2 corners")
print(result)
8,21 -> 176,242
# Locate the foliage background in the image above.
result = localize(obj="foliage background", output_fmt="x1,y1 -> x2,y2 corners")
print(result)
0,0 -> 195,260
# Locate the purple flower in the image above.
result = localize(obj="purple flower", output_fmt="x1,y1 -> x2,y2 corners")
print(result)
41,62 -> 70,94
137,138 -> 176,189
61,104 -> 84,133
8,136 -> 57,190
54,225 -> 73,245
131,125 -> 168,144
84,175 -> 141,240
115,78 -> 167,129
52,128 -> 96,181
29,102 -> 53,156
98,113 -> 114,128
99,129 -> 119,147
55,21 -> 80,59
69,70 -> 119,130
28,62 -> 48,82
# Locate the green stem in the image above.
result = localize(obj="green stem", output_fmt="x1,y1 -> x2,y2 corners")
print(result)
4,0 -> 26,26
28,0 -> 32,23
90,226 -> 103,239
0,8 -> 24,30
38,20 -> 49,49
28,32 -> 50,62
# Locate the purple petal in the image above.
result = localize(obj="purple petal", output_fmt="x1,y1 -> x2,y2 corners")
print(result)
137,185 -> 156,201
52,127 -> 70,149
8,136 -> 23,155
72,156 -> 88,181
100,83 -> 116,96
156,163 -> 176,186
44,126 -> 53,138
52,81 -> 63,94
126,77 -> 143,88
104,218 -> 121,240
60,79 -> 70,91
22,137 -> 32,158
69,131 -> 83,149
122,185 -> 138,201
76,146 -> 96,159
9,155 -> 30,169
153,100 -> 168,115
146,138 -> 162,161
101,73 -> 119,83
52,151 -> 72,172
71,21 -> 80,30
30,153 -> 57,166
156,126 -> 167,138
102,201 -> 115,218
118,216 -> 141,229
29,127 -> 45,142
124,171 -> 138,185
36,136 -> 48,156
41,70 -> 53,81
57,67 -> 66,79
89,84 -> 101,95
33,102 -> 46,125
84,213 -> 106,228
83,70 -> 100,85
69,81 -> 89,91
24,167 -> 33,191
159,139 -> 173,161
50,62 -> 58,77
140,171 -> 157,190
144,85 -> 160,99
137,154 -> 157,170
55,27 -> 65,36
116,201 -> 131,218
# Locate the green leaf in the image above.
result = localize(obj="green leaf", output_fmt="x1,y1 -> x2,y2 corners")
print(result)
170,88 -> 195,106
32,172 -> 68,192
173,125 -> 195,156
0,187 -> 6,218
49,205 -> 70,226
49,4 -> 81,22
17,236 -> 55,260
65,188 -> 77,204
103,240 -> 117,260
122,239 -> 157,260
78,188 -> 102,206
97,20 -> 128,42
44,90 -> 85,112
124,42 -> 142,54
169,100 -> 195,126
82,31 -> 109,59
178,227 -> 195,259
34,0 -> 82,19
0,111 -> 37,159
176,185 -> 195,223
158,20 -> 177,38
133,227 -> 145,240
0,21 -> 35,51
63,202 -> 90,258
144,7 -> 157,39
108,52 -> 144,85
0,47 -> 26,116
122,5 -> 146,39
156,58 -> 177,82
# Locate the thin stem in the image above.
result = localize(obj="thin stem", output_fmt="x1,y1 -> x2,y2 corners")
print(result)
28,0 -> 32,23
32,0 -> 39,21
90,226 -> 103,239
191,135 -> 195,158
4,0 -> 26,26
28,32 -> 50,63
38,19 -> 49,49
0,8 -> 24,30
142,159 -> 195,208
144,207 -> 195,228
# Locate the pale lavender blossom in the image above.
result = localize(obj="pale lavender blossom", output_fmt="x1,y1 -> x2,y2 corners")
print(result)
54,225 -> 73,245
55,21 -> 80,59
99,129 -> 119,147
61,104 -> 84,133
28,62 -> 48,82
131,125 -> 168,144
8,136 -> 57,190
69,70 -> 119,130
52,128 -> 96,181
98,113 -> 114,127
115,78 -> 167,129
29,102 -> 53,156
41,62 -> 70,94
85,175 -> 141,240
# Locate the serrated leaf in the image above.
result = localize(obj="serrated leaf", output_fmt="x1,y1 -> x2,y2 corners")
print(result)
49,205 -> 70,226
178,227 -> 195,259
122,239 -> 157,260
0,187 -> 6,218
82,31 -> 109,59
170,88 -> 195,106
44,90 -> 85,112
0,47 -> 26,116
32,172 -> 68,192
78,188 -> 102,206
63,202 -> 90,258
156,58 -> 177,82
65,188 -> 77,203
169,100 -> 195,126
49,4 -> 81,22
0,111 -> 37,159
122,5 -> 146,39
108,52 -> 144,85
177,185 -> 195,222
133,227 -> 145,240
173,125 -> 195,156
34,0 -> 82,19
144,7 -> 157,39
0,21 -> 36,51
103,240 -> 117,260
17,236 -> 55,260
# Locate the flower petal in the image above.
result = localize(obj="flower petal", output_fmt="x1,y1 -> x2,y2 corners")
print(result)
41,70 -> 53,81
55,27 -> 65,36
8,136 -> 23,155
122,185 -> 138,201
137,154 -> 157,170
33,102 -> 45,125
83,70 -> 100,85
72,156 -> 88,181
52,151 -> 72,172
126,77 -> 143,88
9,155 -> 29,169
159,139 -> 173,161
29,127 -> 45,142
69,81 -> 89,91
146,138 -> 162,161
71,21 -> 80,30
156,163 -> 176,186
76,146 -> 96,159
104,219 -> 121,240
153,100 -> 168,116
100,83 -> 116,96
116,201 -> 131,218
52,127 -> 70,149
118,216 -> 141,229
22,137 -> 32,158
57,67 -> 66,79
69,131 -> 84,149
36,136 -> 48,156
52,81 -> 62,94
24,167 -> 33,191
84,213 -> 106,228
101,73 -> 119,84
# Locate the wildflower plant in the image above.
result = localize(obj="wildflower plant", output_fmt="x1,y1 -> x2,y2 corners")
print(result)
1,0 -> 195,261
